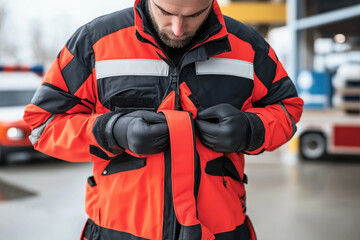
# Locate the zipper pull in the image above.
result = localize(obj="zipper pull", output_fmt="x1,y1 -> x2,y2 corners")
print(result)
170,71 -> 180,110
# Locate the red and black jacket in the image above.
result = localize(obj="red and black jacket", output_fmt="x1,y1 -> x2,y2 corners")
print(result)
23,0 -> 303,239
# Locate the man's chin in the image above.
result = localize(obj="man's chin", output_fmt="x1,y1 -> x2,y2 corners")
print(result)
160,34 -> 193,48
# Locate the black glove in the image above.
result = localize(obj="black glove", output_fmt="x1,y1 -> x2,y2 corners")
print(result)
195,104 -> 252,153
93,110 -> 169,155
113,111 -> 169,155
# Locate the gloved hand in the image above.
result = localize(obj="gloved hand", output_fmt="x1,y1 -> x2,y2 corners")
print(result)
112,110 -> 169,155
195,104 -> 251,153
93,110 -> 169,155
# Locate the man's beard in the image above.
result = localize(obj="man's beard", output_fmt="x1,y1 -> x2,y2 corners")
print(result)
150,14 -> 195,48
154,24 -> 195,48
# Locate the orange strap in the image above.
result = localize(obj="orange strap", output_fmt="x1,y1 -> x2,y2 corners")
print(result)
161,110 -> 214,240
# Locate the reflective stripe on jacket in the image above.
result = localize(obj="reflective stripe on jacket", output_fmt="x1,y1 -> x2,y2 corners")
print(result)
23,0 -> 304,239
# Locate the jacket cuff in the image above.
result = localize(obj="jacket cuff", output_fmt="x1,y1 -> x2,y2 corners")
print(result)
92,111 -> 124,155
242,112 -> 266,154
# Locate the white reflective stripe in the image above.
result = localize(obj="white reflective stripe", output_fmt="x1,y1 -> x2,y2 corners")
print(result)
95,59 -> 169,79
29,115 -> 55,145
195,58 -> 254,80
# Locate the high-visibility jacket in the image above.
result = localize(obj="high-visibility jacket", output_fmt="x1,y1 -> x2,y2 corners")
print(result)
23,0 -> 304,239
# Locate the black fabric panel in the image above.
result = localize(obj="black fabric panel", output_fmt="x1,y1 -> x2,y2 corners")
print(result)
188,110 -> 201,200
92,111 -> 124,155
242,174 -> 248,184
102,152 -> 146,175
214,221 -> 250,240
87,7 -> 134,46
162,148 -> 178,240
89,145 -> 112,160
181,36 -> 231,68
110,96 -> 156,110
61,57 -> 91,95
179,224 -> 202,240
31,84 -> 81,113
188,94 -> 202,110
65,24 -> 94,71
223,15 -> 254,44
205,156 -> 241,181
83,218 -> 149,240
253,77 -> 299,107
194,150 -> 201,201
244,112 -> 265,152
98,75 -> 161,111
83,219 -> 101,240
184,64 -> 253,110
224,15 -> 271,61
254,52 -> 277,90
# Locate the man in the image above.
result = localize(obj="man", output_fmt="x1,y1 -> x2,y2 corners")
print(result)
23,0 -> 304,239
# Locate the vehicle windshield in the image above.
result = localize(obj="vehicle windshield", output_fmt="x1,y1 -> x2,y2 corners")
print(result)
0,90 -> 36,107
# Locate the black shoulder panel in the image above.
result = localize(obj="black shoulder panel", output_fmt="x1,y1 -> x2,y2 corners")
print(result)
253,77 -> 299,107
31,83 -> 81,113
223,15 -> 276,90
223,15 -> 254,44
87,7 -> 135,46
62,8 -> 135,95
65,7 -> 135,69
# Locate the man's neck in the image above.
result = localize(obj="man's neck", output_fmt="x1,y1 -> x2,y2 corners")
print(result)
143,0 -> 210,67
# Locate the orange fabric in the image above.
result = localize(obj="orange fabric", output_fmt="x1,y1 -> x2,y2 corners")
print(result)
216,34 -> 255,62
23,104 -> 52,131
93,27 -> 162,62
85,181 -> 100,225
72,73 -> 96,103
268,47 -> 277,63
33,113 -> 101,162
157,91 -> 176,112
196,139 -> 246,234
59,47 -> 74,71
162,110 -> 214,240
162,110 -> 197,225
251,73 -> 268,103
179,82 -> 198,118
273,60 -> 289,83
41,58 -> 69,92
246,104 -> 294,152
282,97 -> 304,123
97,153 -> 164,239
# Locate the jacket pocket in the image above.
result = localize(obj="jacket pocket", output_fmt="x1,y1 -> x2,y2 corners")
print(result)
205,155 -> 242,182
101,152 -> 146,176
99,75 -> 160,111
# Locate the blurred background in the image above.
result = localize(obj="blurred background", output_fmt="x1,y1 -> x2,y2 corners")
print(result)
0,0 -> 359,239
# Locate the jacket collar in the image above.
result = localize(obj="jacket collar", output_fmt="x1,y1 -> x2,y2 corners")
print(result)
134,0 -> 230,59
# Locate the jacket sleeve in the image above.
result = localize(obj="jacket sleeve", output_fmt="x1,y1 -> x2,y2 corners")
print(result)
23,24 -> 115,162
242,34 -> 304,155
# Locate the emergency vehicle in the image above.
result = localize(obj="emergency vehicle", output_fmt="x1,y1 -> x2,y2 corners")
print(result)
0,66 -> 43,165
298,63 -> 360,160
298,110 -> 360,159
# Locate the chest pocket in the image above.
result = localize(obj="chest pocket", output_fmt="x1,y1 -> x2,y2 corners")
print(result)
96,59 -> 170,112
184,58 -> 254,110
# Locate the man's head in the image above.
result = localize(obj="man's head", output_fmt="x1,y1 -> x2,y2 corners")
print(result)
148,0 -> 213,48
